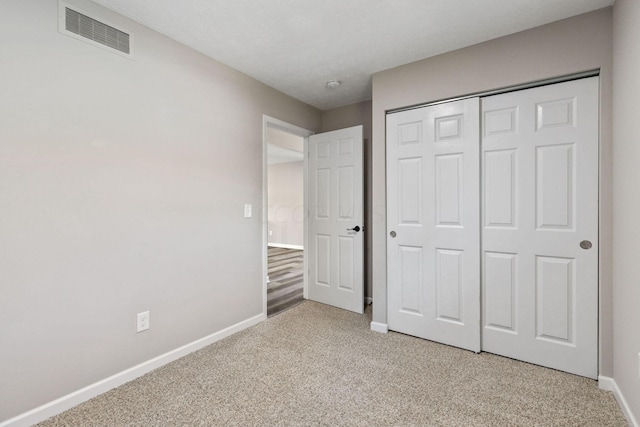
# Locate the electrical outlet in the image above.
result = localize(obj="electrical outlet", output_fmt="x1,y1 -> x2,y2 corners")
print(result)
244,204 -> 252,218
269,230 -> 273,236
137,311 -> 149,332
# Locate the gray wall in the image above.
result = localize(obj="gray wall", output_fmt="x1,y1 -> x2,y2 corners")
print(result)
268,161 -> 304,247
0,0 -> 321,422
612,0 -> 640,420
371,8 -> 614,375
321,101 -> 373,299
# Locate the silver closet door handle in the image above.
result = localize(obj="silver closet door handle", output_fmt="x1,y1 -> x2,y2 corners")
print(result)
580,240 -> 592,250
390,231 -> 396,238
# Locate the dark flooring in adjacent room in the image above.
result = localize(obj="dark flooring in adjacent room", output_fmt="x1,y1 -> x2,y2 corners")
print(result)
267,246 -> 303,317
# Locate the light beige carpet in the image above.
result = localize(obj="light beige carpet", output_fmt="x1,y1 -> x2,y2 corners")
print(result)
38,301 -> 627,426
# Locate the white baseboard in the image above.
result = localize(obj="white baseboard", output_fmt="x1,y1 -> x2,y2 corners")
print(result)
365,297 -> 373,305
0,313 -> 266,427
370,321 -> 388,333
599,375 -> 639,427
268,243 -> 304,250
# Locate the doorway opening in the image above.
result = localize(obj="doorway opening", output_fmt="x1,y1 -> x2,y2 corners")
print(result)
262,116 -> 313,317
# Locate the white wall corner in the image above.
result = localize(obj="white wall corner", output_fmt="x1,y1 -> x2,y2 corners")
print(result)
598,376 -> 639,427
370,321 -> 388,333
598,375 -> 616,392
0,313 -> 265,427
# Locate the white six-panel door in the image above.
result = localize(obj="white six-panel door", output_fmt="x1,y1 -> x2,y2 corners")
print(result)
481,78 -> 599,378
386,77 -> 599,378
387,99 -> 481,352
308,126 -> 364,314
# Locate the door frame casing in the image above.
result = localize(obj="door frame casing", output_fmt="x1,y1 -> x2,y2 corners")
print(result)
262,115 -> 314,317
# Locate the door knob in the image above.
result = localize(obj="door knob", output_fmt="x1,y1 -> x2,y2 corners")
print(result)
347,226 -> 361,232
390,231 -> 396,238
580,240 -> 592,250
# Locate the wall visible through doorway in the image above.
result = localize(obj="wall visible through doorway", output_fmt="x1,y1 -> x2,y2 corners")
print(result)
267,128 -> 304,248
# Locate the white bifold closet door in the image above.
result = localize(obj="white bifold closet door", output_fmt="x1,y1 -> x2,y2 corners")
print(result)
386,77 -> 599,378
481,78 -> 599,379
387,98 -> 481,352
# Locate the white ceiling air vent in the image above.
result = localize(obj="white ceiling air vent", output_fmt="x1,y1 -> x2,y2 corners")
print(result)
59,2 -> 133,58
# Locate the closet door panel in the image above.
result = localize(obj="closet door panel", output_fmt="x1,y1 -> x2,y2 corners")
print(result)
481,77 -> 599,379
387,98 -> 480,352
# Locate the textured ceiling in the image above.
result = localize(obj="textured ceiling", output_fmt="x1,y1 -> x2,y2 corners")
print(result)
90,0 -> 614,110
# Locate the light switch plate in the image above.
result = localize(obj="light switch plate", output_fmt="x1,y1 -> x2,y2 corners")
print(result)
244,204 -> 252,218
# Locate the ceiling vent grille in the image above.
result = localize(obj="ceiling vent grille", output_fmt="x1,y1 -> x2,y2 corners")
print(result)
63,6 -> 131,56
